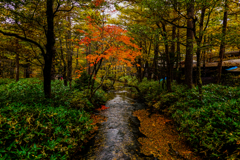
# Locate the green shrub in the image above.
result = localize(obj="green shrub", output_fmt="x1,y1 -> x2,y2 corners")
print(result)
0,78 -> 15,85
0,103 -> 93,159
173,99 -> 240,159
119,75 -> 138,85
70,90 -> 94,111
74,71 -> 90,90
0,78 -> 44,106
120,77 -> 166,105
0,77 -> 110,159
102,79 -> 113,91
108,73 -> 116,80
150,83 -> 240,159
0,77 -> 109,109
153,84 -> 240,116
50,80 -> 72,107
91,89 -> 108,107
0,78 -> 73,107
137,78 -> 164,104
221,73 -> 240,86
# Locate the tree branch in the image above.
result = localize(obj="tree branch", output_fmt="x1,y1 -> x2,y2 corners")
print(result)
53,2 -> 74,16
203,2 -> 217,32
0,30 -> 45,56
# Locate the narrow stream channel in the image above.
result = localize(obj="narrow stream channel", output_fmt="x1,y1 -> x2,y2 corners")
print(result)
78,88 -> 157,160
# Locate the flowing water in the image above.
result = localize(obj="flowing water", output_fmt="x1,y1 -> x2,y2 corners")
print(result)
77,88 -> 157,160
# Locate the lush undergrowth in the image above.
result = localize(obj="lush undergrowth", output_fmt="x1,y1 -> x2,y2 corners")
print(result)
0,78 -> 108,159
119,76 -> 164,102
0,78 -> 15,85
121,76 -> 240,159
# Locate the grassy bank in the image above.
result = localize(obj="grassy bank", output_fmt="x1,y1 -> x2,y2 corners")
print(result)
0,78 -> 108,159
121,76 -> 240,159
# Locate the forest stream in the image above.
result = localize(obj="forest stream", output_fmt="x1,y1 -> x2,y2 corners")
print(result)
74,87 -> 201,160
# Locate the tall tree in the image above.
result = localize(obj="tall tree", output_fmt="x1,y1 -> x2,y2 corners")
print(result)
67,0 -> 73,89
185,0 -> 194,88
217,0 -> 228,83
0,0 -> 75,98
170,25 -> 176,82
77,18 -> 141,100
15,39 -> 20,82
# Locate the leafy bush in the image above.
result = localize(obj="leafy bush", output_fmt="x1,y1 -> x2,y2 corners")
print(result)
150,83 -> 240,159
70,90 -> 94,111
0,77 -> 110,159
0,78 -> 75,107
173,99 -> 240,159
50,80 -> 72,107
0,78 -> 109,109
0,103 -> 93,159
119,75 -> 138,85
91,89 -> 107,106
0,78 -> 15,85
0,78 -> 44,106
101,79 -> 113,91
121,77 -> 165,105
137,78 -> 164,104
108,73 -> 116,80
74,71 -> 90,90
221,73 -> 240,86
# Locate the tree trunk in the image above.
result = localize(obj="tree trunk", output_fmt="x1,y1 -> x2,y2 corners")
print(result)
86,44 -> 91,74
59,39 -> 67,86
162,23 -> 172,92
203,36 -> 206,77
25,59 -> 31,78
0,53 -> 3,78
209,35 -> 213,62
196,43 -> 203,100
10,60 -> 15,79
43,0 -> 55,98
195,7 -> 206,101
137,42 -> 143,82
185,0 -> 194,88
217,0 -> 228,84
146,61 -> 151,80
176,28 -> 181,83
15,38 -> 19,82
89,58 -> 103,98
16,53 -> 19,81
67,4 -> 72,89
171,25 -> 176,82
76,47 -> 79,74
137,58 -> 142,82
51,48 -> 56,80
153,40 -> 159,80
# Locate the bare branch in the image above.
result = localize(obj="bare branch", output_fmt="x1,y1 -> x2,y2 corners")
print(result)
53,0 -> 61,15
203,2 -> 217,32
29,43 -> 43,65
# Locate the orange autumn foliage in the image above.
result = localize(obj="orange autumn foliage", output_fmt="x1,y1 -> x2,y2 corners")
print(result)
95,105 -> 109,111
93,0 -> 104,7
76,17 -> 141,71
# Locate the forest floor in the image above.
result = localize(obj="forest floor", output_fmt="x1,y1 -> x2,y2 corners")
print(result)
133,109 -> 202,160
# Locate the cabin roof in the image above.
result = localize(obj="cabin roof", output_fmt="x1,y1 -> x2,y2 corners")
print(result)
179,59 -> 240,68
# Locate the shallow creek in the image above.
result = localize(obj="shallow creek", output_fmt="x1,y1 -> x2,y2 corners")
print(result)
78,88 -> 157,160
